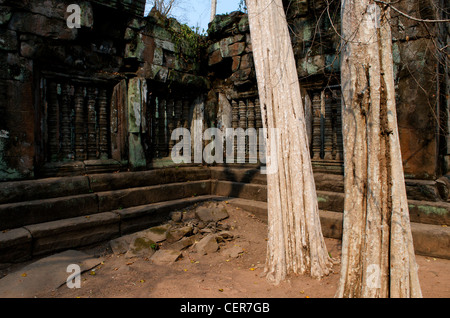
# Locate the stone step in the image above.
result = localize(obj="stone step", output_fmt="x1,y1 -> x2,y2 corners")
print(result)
97,180 -> 211,212
212,180 -> 450,226
2,195 -> 448,265
0,195 -> 222,263
224,198 -> 450,260
0,166 -> 210,205
210,166 -> 449,202
0,176 -> 91,205
0,193 -> 99,231
0,180 -> 211,232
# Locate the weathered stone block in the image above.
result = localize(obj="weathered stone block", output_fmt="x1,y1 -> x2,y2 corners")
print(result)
98,182 -> 191,212
209,167 -> 266,184
411,222 -> 450,259
0,194 -> 99,231
195,205 -> 229,223
150,249 -> 182,264
24,212 -> 120,256
408,200 -> 450,225
194,234 -> 218,255
116,196 -> 219,235
9,12 -> 77,40
229,68 -> 252,83
316,191 -> 345,213
231,56 -> 241,72
166,226 -> 193,243
212,180 -> 267,202
1,54 -> 33,82
164,167 -> 211,183
0,29 -> 17,51
221,41 -> 245,58
0,227 -> 32,263
0,175 -> 91,204
89,169 -> 166,192
0,6 -> 12,25
183,180 -> 211,197
208,49 -> 223,66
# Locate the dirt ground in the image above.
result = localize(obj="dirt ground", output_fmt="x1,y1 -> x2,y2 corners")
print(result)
7,205 -> 450,299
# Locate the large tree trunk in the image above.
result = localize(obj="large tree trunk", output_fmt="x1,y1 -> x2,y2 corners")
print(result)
246,0 -> 334,285
336,0 -> 422,298
210,0 -> 217,22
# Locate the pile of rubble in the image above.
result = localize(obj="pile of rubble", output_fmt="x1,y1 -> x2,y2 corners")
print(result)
109,201 -> 244,264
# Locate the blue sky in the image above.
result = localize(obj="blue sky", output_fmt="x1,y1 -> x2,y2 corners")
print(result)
145,0 -> 242,33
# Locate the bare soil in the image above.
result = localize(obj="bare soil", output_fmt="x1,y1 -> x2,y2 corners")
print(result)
19,205 -> 450,298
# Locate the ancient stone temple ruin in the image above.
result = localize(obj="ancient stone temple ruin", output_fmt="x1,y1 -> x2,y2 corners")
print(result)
0,0 -> 449,263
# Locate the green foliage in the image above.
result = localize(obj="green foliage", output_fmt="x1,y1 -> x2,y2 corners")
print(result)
171,22 -> 207,66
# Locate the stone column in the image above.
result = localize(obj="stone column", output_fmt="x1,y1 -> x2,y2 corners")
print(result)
323,91 -> 333,160
74,86 -> 86,161
60,84 -> 73,161
47,81 -> 59,162
312,93 -> 322,160
158,98 -> 167,158
127,77 -> 146,169
167,99 -> 175,152
98,89 -> 109,160
86,87 -> 98,160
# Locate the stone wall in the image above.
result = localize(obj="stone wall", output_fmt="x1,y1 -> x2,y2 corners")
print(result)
204,0 -> 449,180
0,1 -> 208,181
286,0 -> 448,179
205,11 -> 257,130
0,0 -> 448,183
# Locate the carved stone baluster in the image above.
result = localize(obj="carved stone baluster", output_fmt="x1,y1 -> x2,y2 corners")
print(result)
158,98 -> 167,157
232,100 -> 239,130
47,81 -> 59,162
153,97 -> 160,158
335,90 -> 343,161
323,91 -> 333,160
183,99 -> 190,129
167,99 -> 175,153
247,100 -> 257,162
98,89 -> 109,159
254,99 -> 263,163
231,100 -> 239,160
149,95 -> 157,159
60,84 -> 72,160
239,100 -> 247,130
312,93 -> 322,160
238,100 -> 247,161
87,87 -> 98,159
175,99 -> 182,129
247,100 -> 255,129
74,86 -> 86,161
255,99 -> 262,130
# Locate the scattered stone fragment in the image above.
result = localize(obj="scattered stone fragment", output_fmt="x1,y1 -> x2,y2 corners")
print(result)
217,231 -> 234,240
168,234 -> 201,251
182,209 -> 197,222
194,234 -> 219,255
195,206 -> 229,223
150,249 -> 182,265
140,224 -> 171,243
166,226 -> 193,243
110,233 -> 138,254
170,211 -> 182,222
0,250 -> 102,298
224,245 -> 244,258
125,236 -> 157,258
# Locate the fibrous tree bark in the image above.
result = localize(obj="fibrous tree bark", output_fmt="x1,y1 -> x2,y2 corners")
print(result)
210,0 -> 217,23
246,0 -> 334,285
336,0 -> 422,298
